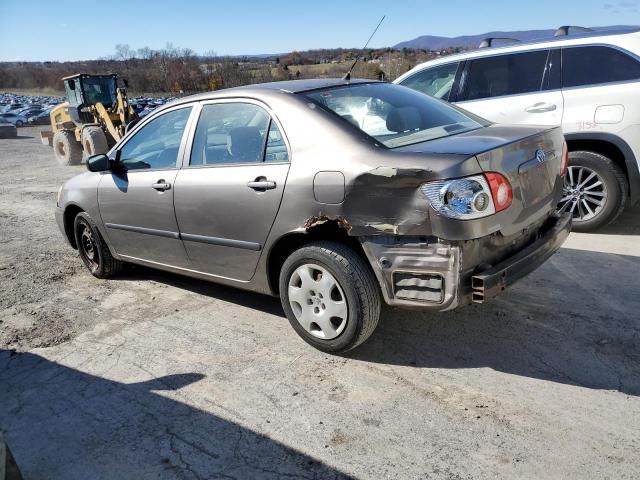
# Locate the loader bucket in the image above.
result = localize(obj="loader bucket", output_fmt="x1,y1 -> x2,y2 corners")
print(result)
40,130 -> 54,147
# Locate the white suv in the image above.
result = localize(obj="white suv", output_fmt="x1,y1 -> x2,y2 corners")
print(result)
395,27 -> 640,231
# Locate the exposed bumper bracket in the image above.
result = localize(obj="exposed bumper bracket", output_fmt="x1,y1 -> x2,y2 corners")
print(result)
471,213 -> 572,303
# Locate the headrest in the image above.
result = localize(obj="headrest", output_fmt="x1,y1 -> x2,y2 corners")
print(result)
386,106 -> 422,133
227,127 -> 263,162
341,114 -> 360,128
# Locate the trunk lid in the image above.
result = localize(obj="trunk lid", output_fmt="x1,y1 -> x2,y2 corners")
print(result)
397,124 -> 565,237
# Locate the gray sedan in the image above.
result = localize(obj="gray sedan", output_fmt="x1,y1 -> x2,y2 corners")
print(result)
55,79 -> 571,352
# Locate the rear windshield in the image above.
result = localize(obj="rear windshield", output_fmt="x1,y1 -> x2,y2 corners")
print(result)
303,83 -> 485,148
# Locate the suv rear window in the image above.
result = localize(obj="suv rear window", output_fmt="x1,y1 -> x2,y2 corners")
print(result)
562,46 -> 640,88
398,62 -> 460,100
461,50 -> 550,101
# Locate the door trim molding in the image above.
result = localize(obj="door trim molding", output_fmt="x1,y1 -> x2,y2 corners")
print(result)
104,223 -> 180,239
181,233 -> 261,251
104,222 -> 262,251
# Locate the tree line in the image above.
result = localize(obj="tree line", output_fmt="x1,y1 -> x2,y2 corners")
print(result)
0,44 -> 460,94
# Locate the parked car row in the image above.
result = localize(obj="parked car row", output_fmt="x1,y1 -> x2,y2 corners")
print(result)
128,95 -> 177,118
0,92 -> 178,127
0,92 -> 63,126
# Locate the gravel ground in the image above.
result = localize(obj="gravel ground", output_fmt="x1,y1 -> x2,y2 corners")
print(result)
1,127 -> 639,479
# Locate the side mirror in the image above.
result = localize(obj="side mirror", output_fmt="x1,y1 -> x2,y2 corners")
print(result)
86,153 -> 111,172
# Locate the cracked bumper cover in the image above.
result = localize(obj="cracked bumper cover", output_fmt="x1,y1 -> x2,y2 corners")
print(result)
361,213 -> 572,310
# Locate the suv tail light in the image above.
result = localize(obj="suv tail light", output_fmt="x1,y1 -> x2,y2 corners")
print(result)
560,141 -> 569,177
485,172 -> 513,212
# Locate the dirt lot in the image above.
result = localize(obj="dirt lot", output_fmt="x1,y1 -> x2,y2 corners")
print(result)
1,127 -> 639,479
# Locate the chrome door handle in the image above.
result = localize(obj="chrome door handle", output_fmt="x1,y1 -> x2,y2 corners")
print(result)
247,179 -> 276,191
525,102 -> 557,113
152,180 -> 171,191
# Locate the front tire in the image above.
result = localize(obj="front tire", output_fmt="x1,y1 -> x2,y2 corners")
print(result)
559,151 -> 628,232
82,126 -> 109,157
73,212 -> 123,278
279,241 -> 381,353
53,131 -> 83,166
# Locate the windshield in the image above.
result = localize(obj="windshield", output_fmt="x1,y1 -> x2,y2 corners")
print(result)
81,77 -> 117,107
303,83 -> 485,148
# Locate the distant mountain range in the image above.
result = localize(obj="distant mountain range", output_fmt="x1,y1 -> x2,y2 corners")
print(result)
394,25 -> 639,50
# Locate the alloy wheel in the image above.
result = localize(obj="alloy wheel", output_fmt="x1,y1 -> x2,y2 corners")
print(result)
558,165 -> 607,222
288,263 -> 348,340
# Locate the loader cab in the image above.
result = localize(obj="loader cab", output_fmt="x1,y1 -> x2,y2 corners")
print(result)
63,74 -> 118,124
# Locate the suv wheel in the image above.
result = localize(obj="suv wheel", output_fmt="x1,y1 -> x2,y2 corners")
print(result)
279,241 -> 381,353
73,212 -> 123,278
558,151 -> 628,232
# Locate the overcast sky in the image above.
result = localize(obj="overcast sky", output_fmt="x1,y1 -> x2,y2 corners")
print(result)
1,0 -> 639,61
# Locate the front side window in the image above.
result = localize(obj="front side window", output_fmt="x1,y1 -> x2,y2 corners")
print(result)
563,46 -> 640,88
190,103 -> 283,166
118,107 -> 192,171
399,62 -> 460,100
304,83 -> 485,149
462,50 -> 550,101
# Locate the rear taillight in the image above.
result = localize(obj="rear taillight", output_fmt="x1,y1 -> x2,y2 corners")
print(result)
485,172 -> 513,212
560,142 -> 569,177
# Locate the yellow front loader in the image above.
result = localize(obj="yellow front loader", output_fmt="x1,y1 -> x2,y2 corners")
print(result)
41,73 -> 138,165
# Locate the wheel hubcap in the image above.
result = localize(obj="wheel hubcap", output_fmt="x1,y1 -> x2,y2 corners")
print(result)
80,225 -> 98,267
288,264 -> 348,340
558,165 -> 606,222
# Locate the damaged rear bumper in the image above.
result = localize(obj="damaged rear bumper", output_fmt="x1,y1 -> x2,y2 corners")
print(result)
470,213 -> 571,303
360,213 -> 571,310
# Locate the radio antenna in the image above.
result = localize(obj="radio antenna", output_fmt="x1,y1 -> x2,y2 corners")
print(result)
343,15 -> 386,81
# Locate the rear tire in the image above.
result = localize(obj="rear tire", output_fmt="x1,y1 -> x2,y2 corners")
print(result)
82,126 -> 109,157
279,241 -> 381,353
15,120 -> 23,127
73,212 -> 123,278
559,151 -> 628,232
53,131 -> 83,166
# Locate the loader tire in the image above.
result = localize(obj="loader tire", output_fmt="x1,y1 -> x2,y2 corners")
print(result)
82,126 -> 109,157
53,131 -> 83,166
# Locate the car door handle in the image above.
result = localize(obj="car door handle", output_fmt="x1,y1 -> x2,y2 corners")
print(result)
247,179 -> 276,191
525,102 -> 557,113
152,180 -> 171,191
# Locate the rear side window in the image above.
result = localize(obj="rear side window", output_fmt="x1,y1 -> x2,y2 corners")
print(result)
562,46 -> 640,88
399,63 -> 460,100
461,50 -> 550,101
190,103 -> 273,166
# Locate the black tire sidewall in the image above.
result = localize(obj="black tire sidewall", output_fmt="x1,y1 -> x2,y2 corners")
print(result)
568,151 -> 626,232
73,213 -> 106,277
279,247 -> 365,353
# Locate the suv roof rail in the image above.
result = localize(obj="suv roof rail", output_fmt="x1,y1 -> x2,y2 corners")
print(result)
554,25 -> 593,37
478,37 -> 522,48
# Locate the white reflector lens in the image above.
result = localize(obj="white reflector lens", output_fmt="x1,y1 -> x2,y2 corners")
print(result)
496,183 -> 509,207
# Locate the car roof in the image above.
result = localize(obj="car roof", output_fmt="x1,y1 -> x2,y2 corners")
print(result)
395,28 -> 640,81
163,78 -> 382,108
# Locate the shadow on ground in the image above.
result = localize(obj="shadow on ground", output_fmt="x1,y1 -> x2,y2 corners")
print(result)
591,204 -> 640,235
0,350 -> 350,480
3,135 -> 35,140
351,247 -> 640,396
116,244 -> 640,396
